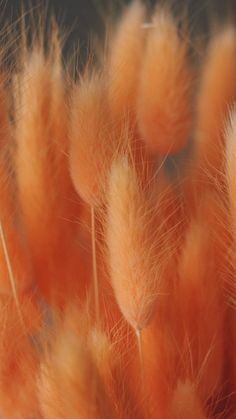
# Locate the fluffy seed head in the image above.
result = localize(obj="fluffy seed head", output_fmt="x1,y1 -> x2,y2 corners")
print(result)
108,0 -> 146,120
168,380 -> 208,419
137,9 -> 193,155
70,73 -> 114,207
195,26 -> 236,173
107,156 -> 160,331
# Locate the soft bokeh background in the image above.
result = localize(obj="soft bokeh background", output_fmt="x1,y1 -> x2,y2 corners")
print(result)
1,0 -> 236,66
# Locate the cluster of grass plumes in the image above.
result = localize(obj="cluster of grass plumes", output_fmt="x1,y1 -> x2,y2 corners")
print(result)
1,1 -> 236,418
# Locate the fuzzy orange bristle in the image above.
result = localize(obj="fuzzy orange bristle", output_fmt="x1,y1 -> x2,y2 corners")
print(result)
137,8 -> 193,155
0,1 -> 236,418
38,328 -> 116,419
107,0 -> 146,122
177,218 -> 224,402
69,72 -> 113,207
14,39 -> 87,305
0,293 -> 42,418
168,380 -> 208,418
107,155 -> 161,331
195,26 -> 236,178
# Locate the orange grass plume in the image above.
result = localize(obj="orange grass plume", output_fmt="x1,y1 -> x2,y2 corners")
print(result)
137,7 -> 193,155
0,2 -> 235,419
106,155 -> 161,332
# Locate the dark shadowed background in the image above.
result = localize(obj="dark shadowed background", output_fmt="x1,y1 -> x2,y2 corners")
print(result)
1,0 -> 236,66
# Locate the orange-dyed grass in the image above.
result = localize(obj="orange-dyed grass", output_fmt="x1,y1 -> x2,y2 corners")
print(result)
0,1 -> 236,418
